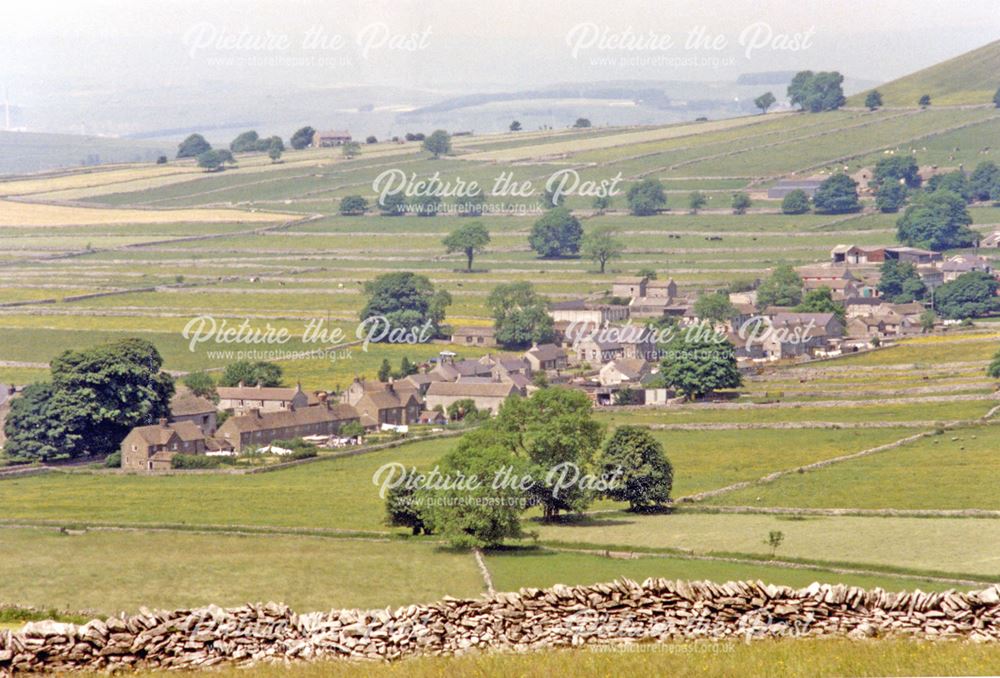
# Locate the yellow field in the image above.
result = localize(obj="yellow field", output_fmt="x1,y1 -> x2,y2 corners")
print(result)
459,113 -> 792,162
0,200 -> 295,226
0,166 -> 201,197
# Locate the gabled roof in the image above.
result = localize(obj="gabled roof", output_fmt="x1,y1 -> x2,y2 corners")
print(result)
426,381 -> 520,398
222,403 -> 358,433
526,343 -> 568,361
170,392 -> 216,417
603,358 -> 649,380
216,383 -> 304,402
128,420 -> 205,446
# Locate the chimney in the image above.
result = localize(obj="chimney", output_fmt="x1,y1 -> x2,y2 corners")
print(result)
158,418 -> 169,427
255,381 -> 263,389
249,408 -> 261,418
237,380 -> 245,388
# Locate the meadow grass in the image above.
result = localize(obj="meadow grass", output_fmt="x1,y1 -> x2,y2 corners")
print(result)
0,527 -> 483,614
530,512 -> 1000,577
113,638 -> 1000,678
707,423 -> 1000,511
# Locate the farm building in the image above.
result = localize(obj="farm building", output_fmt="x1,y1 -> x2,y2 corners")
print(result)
766,177 -> 825,199
312,130 -> 352,147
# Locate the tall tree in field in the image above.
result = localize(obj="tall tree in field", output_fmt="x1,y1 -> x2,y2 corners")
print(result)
487,281 -> 554,349
688,191 -> 708,213
581,227 -> 623,273
360,272 -> 451,336
422,129 -> 452,158
573,118 -> 592,128
864,90 -> 883,111
781,189 -> 810,214
339,195 -> 368,215
626,178 -> 667,215
731,192 -> 752,214
599,426 -> 673,512
177,133 -> 211,158
509,120 -> 522,131
919,94 -> 931,107
874,156 -> 921,188
529,207 -> 582,257
896,190 -> 976,251
754,91 -> 776,114
756,264 -> 804,309
341,141 -> 361,158
812,173 -> 860,214
290,126 -> 315,150
788,71 -> 845,112
443,222 -> 491,271
491,388 -> 605,521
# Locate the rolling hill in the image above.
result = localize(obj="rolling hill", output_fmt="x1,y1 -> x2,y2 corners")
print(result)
849,39 -> 1000,107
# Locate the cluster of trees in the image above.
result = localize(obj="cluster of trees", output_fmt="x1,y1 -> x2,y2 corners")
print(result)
487,281 -> 555,349
230,130 -> 284,161
788,71 -> 846,112
877,260 -> 927,303
386,388 -> 674,547
378,356 -> 420,382
360,272 -> 452,339
4,339 -> 174,461
756,264 -> 804,309
934,272 -> 1000,319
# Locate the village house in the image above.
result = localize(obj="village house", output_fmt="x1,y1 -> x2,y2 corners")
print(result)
941,254 -> 993,282
795,265 -> 857,285
120,419 -> 210,471
598,358 -> 651,387
347,381 -> 422,428
612,277 -> 647,299
572,328 -> 658,365
216,382 -> 311,415
169,391 -> 218,435
215,402 -> 360,454
312,130 -> 352,147
548,299 -> 629,326
450,326 -> 497,347
757,312 -> 844,359
524,343 -> 569,371
424,379 -> 525,414
830,245 -> 942,266
802,277 -> 859,301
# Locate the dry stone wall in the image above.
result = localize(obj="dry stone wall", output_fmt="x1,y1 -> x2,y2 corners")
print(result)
2,579 -> 999,674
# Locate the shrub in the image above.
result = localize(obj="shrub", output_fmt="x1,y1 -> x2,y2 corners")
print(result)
171,454 -> 220,469
104,451 -> 122,468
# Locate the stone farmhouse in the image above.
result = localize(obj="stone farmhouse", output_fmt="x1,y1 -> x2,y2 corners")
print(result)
598,358 -> 652,387
120,419 -> 213,471
168,391 -> 217,435
215,402 -> 360,454
342,380 -> 422,427
424,380 -> 526,414
548,299 -> 629,326
450,326 -> 497,348
524,343 -> 569,371
312,130 -> 352,147
216,383 -> 311,415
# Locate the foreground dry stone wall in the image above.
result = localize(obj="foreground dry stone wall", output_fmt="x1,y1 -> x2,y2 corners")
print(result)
2,579 -> 999,674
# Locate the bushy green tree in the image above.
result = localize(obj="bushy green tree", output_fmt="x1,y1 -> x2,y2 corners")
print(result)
573,118 -> 592,128
384,468 -> 431,535
443,222 -> 490,271
896,190 -> 976,251
926,171 -> 972,202
688,191 -> 708,213
794,287 -> 846,324
754,91 -> 776,114
379,192 -> 407,216
865,90 -> 883,111
934,272 -> 1000,319
219,360 -> 283,387
360,272 -> 451,336
422,129 -> 452,158
787,71 -> 846,112
781,189 -> 810,214
657,328 -> 742,399
487,281 -> 554,348
230,130 -> 260,153
626,178 -> 667,216
290,126 -> 315,150
177,133 -> 211,158
969,162 -> 999,201
339,195 -> 368,215
756,264 -> 804,309
693,291 -> 736,325
812,174 -> 860,214
988,347 -> 1000,379
183,371 -> 217,400
877,260 -> 927,303
875,182 -> 908,212
919,94 -> 931,107
873,156 -> 921,189
598,426 -> 673,512
529,207 -> 582,257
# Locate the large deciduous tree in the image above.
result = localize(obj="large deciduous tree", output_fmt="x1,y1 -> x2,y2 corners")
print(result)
934,272 -> 1000,319
626,178 -> 667,216
877,260 -> 927,303
657,329 -> 742,400
529,207 -> 582,257
290,126 -> 315,150
487,281 -> 554,349
598,426 -> 673,512
896,190 -> 976,251
443,222 -> 490,271
581,227 -> 623,273
422,129 -> 452,158
218,360 -> 283,387
360,272 -> 451,337
756,264 -> 804,309
177,133 -> 211,158
812,174 -> 860,214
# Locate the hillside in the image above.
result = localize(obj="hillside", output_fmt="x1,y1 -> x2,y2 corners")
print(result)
0,131 -> 170,176
849,39 -> 1000,107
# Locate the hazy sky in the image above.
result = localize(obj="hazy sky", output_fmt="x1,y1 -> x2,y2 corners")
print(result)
2,0 -> 999,93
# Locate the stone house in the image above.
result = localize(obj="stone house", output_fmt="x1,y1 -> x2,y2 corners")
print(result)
450,326 -> 497,347
598,358 -> 651,387
524,343 -> 569,371
548,299 -> 629,326
424,380 -> 525,414
169,391 -> 218,435
612,277 -> 647,299
216,382 -> 311,415
312,130 -> 352,147
120,419 -> 209,471
941,254 -> 993,283
351,382 -> 422,428
215,402 -> 360,454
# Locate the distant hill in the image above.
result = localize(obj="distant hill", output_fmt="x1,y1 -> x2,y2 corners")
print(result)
849,39 -> 1000,107
0,131 -> 169,176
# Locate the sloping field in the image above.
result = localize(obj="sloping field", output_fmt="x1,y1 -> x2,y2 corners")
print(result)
847,39 -> 1000,107
0,200 -> 295,226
